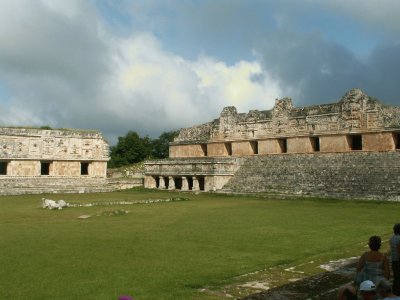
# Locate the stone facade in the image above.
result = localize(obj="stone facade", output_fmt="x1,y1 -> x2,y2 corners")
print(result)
144,157 -> 238,192
144,89 -> 400,198
170,89 -> 400,157
224,152 -> 400,200
0,127 -> 110,195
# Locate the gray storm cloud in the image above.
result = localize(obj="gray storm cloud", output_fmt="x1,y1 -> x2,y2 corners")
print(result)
0,0 -> 281,144
0,0 -> 399,145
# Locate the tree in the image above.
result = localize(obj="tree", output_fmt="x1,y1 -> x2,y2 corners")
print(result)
108,130 -> 180,168
151,130 -> 179,159
108,131 -> 152,168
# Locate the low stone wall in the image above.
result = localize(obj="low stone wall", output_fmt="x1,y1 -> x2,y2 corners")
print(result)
223,151 -> 400,200
0,177 -> 113,195
106,178 -> 144,190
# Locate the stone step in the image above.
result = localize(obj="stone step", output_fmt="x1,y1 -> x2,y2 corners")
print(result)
223,151 -> 400,200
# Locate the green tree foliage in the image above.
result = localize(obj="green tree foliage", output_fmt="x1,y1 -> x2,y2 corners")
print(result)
151,130 -> 179,159
108,130 -> 179,168
109,131 -> 151,168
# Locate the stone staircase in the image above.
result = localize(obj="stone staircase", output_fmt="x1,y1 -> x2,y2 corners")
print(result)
223,151 -> 400,200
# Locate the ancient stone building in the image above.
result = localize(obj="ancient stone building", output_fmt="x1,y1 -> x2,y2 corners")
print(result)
0,127 -> 110,195
144,89 -> 400,199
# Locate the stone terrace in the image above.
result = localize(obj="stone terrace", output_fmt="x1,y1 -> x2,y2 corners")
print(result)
223,151 -> 400,200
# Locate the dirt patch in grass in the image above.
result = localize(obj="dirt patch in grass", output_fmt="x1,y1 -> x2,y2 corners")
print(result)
200,257 -> 358,300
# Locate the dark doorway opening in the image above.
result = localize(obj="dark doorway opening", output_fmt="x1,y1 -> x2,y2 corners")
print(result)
311,137 -> 320,152
394,133 -> 400,149
0,161 -> 7,175
250,141 -> 258,154
175,177 -> 182,189
225,143 -> 232,156
41,162 -> 51,175
187,176 -> 193,190
198,177 -> 205,191
201,144 -> 208,156
278,138 -> 287,153
349,135 -> 362,150
81,162 -> 89,175
165,177 -> 169,188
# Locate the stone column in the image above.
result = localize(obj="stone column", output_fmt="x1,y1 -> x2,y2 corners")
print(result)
181,176 -> 189,191
192,176 -> 200,191
145,176 -> 157,188
159,176 -> 166,189
168,176 -> 175,190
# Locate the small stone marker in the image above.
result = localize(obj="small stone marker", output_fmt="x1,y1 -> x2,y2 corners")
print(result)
77,215 -> 91,219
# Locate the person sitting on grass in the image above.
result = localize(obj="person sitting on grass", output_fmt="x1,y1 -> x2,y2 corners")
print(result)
377,279 -> 400,300
356,235 -> 390,285
390,223 -> 400,296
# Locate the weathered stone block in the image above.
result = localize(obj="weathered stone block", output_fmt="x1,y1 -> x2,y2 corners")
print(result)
363,132 -> 395,151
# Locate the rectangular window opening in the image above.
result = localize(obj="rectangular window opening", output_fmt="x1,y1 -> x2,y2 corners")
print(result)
349,135 -> 362,150
0,161 -> 8,175
41,161 -> 51,175
81,162 -> 89,175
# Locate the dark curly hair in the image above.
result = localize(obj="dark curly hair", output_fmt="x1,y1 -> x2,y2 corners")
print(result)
393,223 -> 400,235
368,236 -> 381,251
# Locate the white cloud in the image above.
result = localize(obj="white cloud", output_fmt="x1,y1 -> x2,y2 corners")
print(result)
0,1 -> 283,143
102,33 -> 282,139
191,57 -> 281,112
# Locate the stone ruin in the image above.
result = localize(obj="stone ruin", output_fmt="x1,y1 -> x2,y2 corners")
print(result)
0,127 -> 111,195
144,89 -> 400,199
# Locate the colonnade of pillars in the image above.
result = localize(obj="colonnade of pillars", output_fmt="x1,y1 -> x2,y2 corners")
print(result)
158,176 -> 202,191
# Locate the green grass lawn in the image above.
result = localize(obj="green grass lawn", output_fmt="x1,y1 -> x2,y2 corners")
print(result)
0,188 -> 399,299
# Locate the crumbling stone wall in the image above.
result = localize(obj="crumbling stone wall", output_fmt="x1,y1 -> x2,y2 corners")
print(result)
174,89 -> 400,143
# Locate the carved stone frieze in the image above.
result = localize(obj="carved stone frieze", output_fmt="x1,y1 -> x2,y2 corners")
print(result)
173,89 -> 400,144
0,128 -> 109,160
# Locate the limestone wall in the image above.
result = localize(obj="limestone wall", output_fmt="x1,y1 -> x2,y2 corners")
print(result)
8,161 -> 39,176
169,144 -> 206,158
0,127 -> 110,195
0,176 -> 111,195
319,135 -> 350,152
207,143 -> 232,156
0,128 -> 109,161
362,132 -> 395,151
171,89 -> 400,158
223,151 -> 400,200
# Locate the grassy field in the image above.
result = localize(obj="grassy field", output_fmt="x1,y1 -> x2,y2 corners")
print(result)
0,188 -> 399,299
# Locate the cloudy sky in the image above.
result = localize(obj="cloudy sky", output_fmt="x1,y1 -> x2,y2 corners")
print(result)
0,0 -> 399,144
